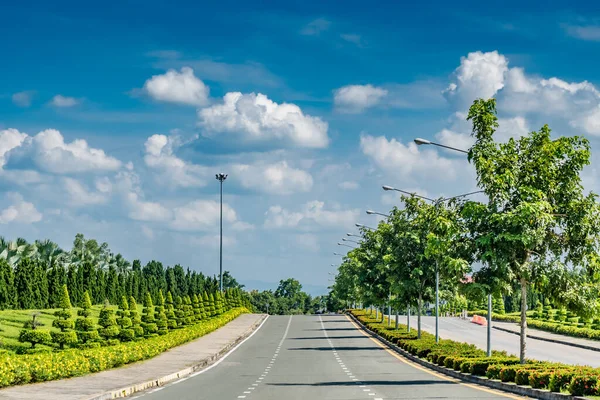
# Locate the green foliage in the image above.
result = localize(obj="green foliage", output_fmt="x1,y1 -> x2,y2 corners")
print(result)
51,284 -> 76,349
18,329 -> 52,348
98,303 -> 120,341
155,290 -> 168,335
128,296 -> 142,338
141,292 -> 157,337
0,307 -> 247,388
165,291 -> 177,329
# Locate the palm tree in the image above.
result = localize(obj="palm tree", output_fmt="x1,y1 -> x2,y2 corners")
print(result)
0,237 -> 36,267
35,239 -> 67,269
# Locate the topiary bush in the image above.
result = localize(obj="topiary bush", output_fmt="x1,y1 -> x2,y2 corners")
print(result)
141,292 -> 158,338
18,329 -> 52,349
129,296 -> 144,338
117,296 -> 134,341
98,301 -> 120,343
51,284 -> 78,349
202,291 -> 210,319
155,290 -> 168,335
165,291 -> 178,329
75,291 -> 99,345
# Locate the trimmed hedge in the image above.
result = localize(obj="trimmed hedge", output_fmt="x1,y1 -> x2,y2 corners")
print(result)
0,307 -> 248,388
350,309 -> 600,396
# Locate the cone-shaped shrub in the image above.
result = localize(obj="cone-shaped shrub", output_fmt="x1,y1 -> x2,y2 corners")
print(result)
155,290 -> 168,335
202,292 -> 210,319
129,296 -> 144,338
192,294 -> 201,322
75,291 -> 99,346
98,300 -> 120,344
52,284 -> 78,349
175,296 -> 187,326
141,292 -> 158,337
117,296 -> 134,341
183,296 -> 194,324
209,293 -> 216,316
224,290 -> 232,311
165,291 -> 178,329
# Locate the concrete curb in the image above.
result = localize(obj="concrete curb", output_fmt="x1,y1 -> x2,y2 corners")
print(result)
347,313 -> 589,400
84,314 -> 268,400
492,325 -> 600,353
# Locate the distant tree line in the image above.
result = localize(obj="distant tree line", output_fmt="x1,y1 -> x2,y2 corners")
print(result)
0,234 -> 244,310
248,278 -> 326,315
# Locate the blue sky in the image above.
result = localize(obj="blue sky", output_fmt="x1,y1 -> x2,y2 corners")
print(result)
3,1 -> 600,295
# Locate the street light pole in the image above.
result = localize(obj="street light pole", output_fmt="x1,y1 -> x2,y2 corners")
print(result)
435,260 -> 439,343
414,138 -> 469,154
487,293 -> 492,357
216,173 -> 228,293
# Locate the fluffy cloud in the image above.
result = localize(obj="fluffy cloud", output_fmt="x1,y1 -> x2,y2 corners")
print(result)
144,134 -> 208,187
333,84 -> 388,113
192,234 -> 237,249
0,193 -> 42,224
126,192 -> 173,222
51,95 -> 79,107
11,91 -> 34,108
3,129 -> 121,174
170,200 -> 252,232
63,177 -> 111,206
563,24 -> 600,42
264,201 -> 359,229
143,67 -> 210,106
231,161 -> 313,195
444,51 -> 508,108
199,92 -> 329,148
0,129 -> 28,167
360,134 -> 458,180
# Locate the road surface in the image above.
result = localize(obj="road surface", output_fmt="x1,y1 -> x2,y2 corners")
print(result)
395,315 -> 600,367
136,315 -> 525,400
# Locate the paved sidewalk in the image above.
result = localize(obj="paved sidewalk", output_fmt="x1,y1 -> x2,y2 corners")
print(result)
0,313 -> 267,400
492,320 -> 600,352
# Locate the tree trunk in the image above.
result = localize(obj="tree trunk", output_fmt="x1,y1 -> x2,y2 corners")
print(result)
380,307 -> 384,322
395,309 -> 399,330
519,277 -> 527,364
417,292 -> 422,339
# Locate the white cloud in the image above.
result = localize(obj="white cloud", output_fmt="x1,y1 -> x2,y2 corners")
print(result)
338,181 -> 359,190
0,129 -> 28,167
12,91 -> 34,108
295,233 -> 320,251
170,200 -> 249,232
126,192 -> 173,222
340,33 -> 365,47
231,161 -> 313,195
141,225 -> 155,240
333,84 -> 388,113
3,129 -> 122,174
63,177 -> 111,206
264,201 -> 359,229
144,134 -> 208,187
563,24 -> 600,42
199,92 -> 329,148
192,234 -> 237,249
444,51 -> 508,107
51,95 -> 79,107
143,67 -> 209,106
0,193 -> 42,224
360,134 -> 458,180
300,18 -> 331,36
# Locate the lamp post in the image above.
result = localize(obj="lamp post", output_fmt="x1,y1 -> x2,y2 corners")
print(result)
216,173 -> 228,292
333,252 -> 344,256
342,238 -> 360,245
337,242 -> 356,249
382,184 -> 484,343
414,138 -> 469,154
414,136 -> 492,354
366,210 -> 390,218
347,232 -> 362,238
355,223 -> 376,231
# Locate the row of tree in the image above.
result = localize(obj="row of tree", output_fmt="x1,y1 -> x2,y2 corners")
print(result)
330,98 -> 600,364
0,234 -> 244,310
248,278 -> 326,315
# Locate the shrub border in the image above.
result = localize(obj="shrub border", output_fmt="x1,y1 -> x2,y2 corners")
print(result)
86,313 -> 268,400
346,312 -> 588,400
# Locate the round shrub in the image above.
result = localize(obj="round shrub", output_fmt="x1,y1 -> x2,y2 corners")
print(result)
53,319 -> 74,331
51,331 -> 78,348
18,329 -> 52,348
75,318 -> 95,332
119,328 -> 135,342
569,374 -> 599,396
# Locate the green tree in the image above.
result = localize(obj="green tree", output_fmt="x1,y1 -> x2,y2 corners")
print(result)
51,284 -> 78,349
117,295 -> 134,341
192,294 -> 201,322
175,295 -> 186,326
165,291 -> 178,329
75,291 -> 99,346
98,301 -> 120,343
141,292 -> 158,337
464,98 -> 600,363
202,291 -> 210,318
208,293 -> 216,316
155,290 -> 168,335
129,296 -> 144,337
14,258 -> 36,309
0,258 -> 16,309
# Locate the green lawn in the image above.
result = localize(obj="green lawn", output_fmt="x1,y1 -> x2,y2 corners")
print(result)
0,304 -> 143,352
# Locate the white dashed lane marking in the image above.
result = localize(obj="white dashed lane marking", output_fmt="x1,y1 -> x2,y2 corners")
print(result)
233,315 -> 292,399
319,316 -> 382,400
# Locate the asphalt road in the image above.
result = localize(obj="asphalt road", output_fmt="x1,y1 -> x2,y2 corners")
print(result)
136,314 -> 526,400
397,315 -> 600,367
